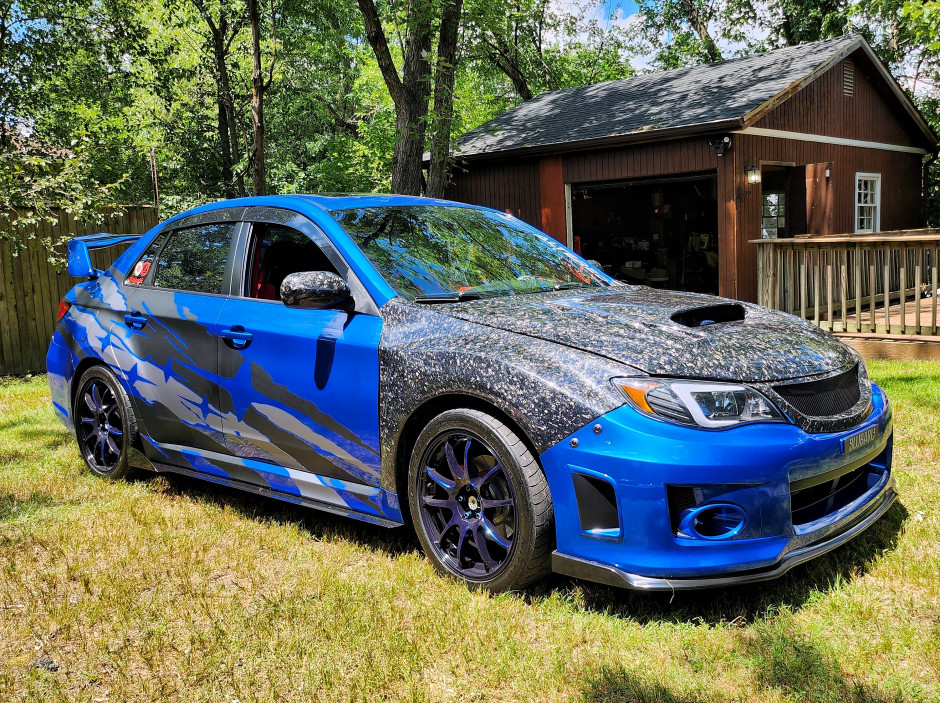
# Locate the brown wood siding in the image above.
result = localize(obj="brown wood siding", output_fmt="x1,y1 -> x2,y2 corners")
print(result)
561,137 -> 720,184
445,159 -> 541,227
734,132 -> 923,302
539,156 -> 567,243
754,55 -> 925,149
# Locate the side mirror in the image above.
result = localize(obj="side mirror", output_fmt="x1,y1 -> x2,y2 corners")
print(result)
67,239 -> 98,279
280,271 -> 350,309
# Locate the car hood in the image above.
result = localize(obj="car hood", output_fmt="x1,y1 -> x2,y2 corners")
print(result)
430,286 -> 856,383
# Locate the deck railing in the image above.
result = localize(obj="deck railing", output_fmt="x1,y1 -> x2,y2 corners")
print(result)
752,229 -> 940,336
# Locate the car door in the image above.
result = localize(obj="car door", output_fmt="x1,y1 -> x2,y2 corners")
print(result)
214,209 -> 385,501
116,217 -> 241,464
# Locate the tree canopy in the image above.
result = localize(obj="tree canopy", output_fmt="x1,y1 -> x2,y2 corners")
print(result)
0,0 -> 937,250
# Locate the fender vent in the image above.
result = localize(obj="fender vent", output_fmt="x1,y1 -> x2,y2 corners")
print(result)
572,474 -> 619,533
671,303 -> 746,327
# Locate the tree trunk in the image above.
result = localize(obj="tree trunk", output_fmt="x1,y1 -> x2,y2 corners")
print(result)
247,0 -> 266,196
358,0 -> 432,195
426,0 -> 463,199
679,0 -> 721,61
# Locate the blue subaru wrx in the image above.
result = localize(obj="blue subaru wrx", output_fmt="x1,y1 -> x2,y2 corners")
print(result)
48,195 -> 895,592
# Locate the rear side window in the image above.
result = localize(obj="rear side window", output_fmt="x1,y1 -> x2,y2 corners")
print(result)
152,223 -> 235,294
125,232 -> 167,286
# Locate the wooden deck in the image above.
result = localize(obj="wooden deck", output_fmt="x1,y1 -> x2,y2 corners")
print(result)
753,230 -> 940,360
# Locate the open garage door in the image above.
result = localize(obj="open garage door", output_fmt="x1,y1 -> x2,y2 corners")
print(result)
570,172 -> 719,294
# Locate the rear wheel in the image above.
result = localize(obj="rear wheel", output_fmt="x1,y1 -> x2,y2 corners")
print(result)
408,409 -> 553,592
73,366 -> 138,480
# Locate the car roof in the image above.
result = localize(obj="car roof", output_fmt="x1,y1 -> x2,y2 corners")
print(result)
288,193 -> 463,211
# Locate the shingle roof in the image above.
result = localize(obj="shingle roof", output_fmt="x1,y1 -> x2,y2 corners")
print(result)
454,35 -> 864,159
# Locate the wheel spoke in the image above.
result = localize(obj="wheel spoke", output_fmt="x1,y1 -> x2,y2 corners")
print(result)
91,384 -> 104,412
420,495 -> 452,510
481,516 -> 512,549
481,497 -> 513,509
108,426 -> 123,437
83,392 -> 97,413
444,440 -> 467,481
455,524 -> 471,563
473,463 -> 501,489
105,436 -> 120,456
79,415 -> 95,426
97,437 -> 107,466
426,467 -> 456,491
473,523 -> 498,569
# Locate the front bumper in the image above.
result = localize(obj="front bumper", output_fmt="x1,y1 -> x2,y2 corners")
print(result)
540,383 -> 894,589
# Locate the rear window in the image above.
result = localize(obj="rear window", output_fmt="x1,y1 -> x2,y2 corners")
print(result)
151,223 -> 235,294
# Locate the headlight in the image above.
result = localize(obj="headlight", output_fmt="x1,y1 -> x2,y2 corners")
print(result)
615,378 -> 787,428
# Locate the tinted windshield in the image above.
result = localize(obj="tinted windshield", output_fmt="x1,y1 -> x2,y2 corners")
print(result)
331,205 -> 609,300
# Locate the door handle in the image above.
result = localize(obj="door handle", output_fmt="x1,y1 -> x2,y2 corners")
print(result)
124,312 -> 147,330
220,325 -> 253,350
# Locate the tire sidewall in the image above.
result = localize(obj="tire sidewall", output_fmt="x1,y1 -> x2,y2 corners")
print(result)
73,366 -> 134,479
408,409 -> 540,592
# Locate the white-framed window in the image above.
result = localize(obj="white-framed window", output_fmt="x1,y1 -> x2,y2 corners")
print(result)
761,191 -> 786,239
855,173 -> 881,233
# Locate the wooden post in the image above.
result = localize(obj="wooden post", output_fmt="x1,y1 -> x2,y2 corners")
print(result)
839,248 -> 848,332
900,245 -> 907,335
813,247 -> 820,327
868,247 -> 876,334
915,248 -> 922,335
853,244 -> 861,334
884,245 -> 891,335
932,245 -> 939,336
799,248 -> 807,320
825,247 -> 833,332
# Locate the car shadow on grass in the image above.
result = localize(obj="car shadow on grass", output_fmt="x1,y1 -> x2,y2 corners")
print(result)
540,499 -> 908,626
133,470 -> 419,559
579,628 -> 907,703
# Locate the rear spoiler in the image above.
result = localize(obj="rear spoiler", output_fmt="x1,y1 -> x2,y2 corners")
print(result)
67,233 -> 141,279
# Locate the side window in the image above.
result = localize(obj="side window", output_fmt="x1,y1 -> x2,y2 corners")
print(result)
246,223 -> 340,301
152,223 -> 236,294
125,232 -> 167,286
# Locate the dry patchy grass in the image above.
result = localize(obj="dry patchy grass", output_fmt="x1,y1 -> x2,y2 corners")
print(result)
1,362 -> 938,702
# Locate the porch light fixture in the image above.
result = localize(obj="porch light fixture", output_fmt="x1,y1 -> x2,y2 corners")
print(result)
745,160 -> 762,185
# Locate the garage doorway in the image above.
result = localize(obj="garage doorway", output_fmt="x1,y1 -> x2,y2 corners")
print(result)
569,172 -> 719,294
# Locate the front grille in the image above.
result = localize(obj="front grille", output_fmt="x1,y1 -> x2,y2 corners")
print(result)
790,464 -> 877,525
773,365 -> 860,417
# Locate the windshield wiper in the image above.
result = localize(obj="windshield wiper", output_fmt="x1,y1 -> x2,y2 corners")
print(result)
413,291 -> 484,304
553,282 -> 594,291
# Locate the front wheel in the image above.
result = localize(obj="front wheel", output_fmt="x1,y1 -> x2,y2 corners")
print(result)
408,409 -> 553,592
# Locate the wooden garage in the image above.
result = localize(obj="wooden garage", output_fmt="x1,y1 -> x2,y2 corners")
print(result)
442,35 -> 938,303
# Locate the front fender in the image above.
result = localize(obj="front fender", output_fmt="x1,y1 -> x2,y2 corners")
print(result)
377,300 -> 633,494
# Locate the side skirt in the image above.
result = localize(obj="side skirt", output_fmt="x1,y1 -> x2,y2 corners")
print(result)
141,458 -> 404,529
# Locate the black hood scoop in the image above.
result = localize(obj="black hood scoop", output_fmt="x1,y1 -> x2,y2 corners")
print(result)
671,303 -> 746,328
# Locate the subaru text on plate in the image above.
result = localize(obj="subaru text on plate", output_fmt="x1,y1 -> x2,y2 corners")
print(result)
48,195 -> 895,592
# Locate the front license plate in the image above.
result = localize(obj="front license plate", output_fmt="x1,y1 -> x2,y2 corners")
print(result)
842,426 -> 878,455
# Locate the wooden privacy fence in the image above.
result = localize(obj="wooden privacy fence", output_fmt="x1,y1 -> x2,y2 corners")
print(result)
0,207 -> 159,376
753,229 -> 940,339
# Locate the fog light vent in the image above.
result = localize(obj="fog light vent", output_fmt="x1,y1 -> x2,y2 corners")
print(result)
678,503 -> 747,540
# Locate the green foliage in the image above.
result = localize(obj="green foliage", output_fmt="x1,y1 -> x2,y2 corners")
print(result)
0,0 -> 937,233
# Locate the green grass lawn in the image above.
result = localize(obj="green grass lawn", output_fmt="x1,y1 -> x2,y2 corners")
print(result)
1,362 -> 939,702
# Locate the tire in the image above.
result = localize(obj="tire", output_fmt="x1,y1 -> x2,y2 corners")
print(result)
408,408 -> 553,592
73,365 -> 139,480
